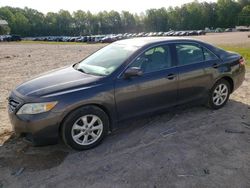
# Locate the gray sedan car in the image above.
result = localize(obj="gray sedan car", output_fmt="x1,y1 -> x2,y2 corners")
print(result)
8,37 -> 245,150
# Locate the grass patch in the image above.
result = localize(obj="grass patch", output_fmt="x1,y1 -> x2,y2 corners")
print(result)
219,46 -> 250,66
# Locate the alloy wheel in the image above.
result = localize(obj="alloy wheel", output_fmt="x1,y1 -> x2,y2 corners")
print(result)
212,83 -> 229,106
71,114 -> 103,145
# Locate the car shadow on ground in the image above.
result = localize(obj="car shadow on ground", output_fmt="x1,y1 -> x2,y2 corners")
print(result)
0,99 -> 249,175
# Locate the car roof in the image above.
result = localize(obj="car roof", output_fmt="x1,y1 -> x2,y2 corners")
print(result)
115,37 -> 204,47
114,37 -> 228,58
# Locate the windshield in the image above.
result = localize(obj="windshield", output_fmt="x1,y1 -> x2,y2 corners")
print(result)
76,43 -> 139,76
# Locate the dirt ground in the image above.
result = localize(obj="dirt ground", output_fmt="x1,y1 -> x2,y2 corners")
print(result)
192,31 -> 250,46
0,32 -> 250,187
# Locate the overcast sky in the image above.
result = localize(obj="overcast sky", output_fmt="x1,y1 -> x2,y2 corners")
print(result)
0,0 -> 216,14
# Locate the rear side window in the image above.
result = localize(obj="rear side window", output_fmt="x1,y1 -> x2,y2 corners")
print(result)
176,44 -> 203,65
203,47 -> 218,61
176,43 -> 218,66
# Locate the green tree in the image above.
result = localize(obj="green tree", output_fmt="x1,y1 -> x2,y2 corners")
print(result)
0,7 -> 15,31
0,24 -> 10,34
237,0 -> 250,7
0,0 -> 249,36
45,12 -> 58,35
167,7 -> 182,30
12,12 -> 30,36
73,10 -> 87,35
121,11 -> 136,32
144,8 -> 168,31
23,7 -> 45,36
57,10 -> 73,35
216,0 -> 241,27
239,5 -> 250,25
241,4 -> 250,15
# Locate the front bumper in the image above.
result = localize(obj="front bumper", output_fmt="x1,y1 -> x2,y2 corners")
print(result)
8,93 -> 61,145
8,110 -> 61,145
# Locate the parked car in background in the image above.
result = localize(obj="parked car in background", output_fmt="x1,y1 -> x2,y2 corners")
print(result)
21,30 -> 207,43
215,28 -> 223,32
0,35 -> 21,42
8,37 -> 245,150
225,28 -> 233,32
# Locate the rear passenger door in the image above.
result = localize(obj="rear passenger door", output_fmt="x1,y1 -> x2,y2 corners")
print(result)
175,43 -> 218,104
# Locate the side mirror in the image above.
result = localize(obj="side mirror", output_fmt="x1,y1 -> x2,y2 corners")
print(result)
124,67 -> 143,78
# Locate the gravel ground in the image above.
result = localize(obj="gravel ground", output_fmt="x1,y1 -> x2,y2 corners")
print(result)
192,31 -> 250,46
0,32 -> 250,187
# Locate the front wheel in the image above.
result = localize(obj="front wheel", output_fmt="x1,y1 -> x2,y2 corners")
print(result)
208,79 -> 231,109
61,106 -> 109,150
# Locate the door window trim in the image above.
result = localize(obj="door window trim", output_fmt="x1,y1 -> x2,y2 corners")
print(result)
175,43 -> 205,66
117,41 -> 221,79
173,42 -> 220,67
201,46 -> 220,61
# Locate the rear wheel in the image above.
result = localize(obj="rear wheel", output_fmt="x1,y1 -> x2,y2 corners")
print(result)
61,106 -> 109,150
208,79 -> 230,109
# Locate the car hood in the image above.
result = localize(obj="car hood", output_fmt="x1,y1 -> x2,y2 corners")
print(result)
16,66 -> 101,97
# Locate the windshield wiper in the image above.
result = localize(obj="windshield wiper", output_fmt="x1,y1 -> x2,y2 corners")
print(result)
75,64 -> 87,74
77,68 -> 86,73
89,73 -> 105,76
76,67 -> 104,76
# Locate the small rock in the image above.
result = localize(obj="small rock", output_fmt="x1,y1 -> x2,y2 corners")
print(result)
161,127 -> 177,137
103,164 -> 111,172
11,167 -> 25,176
241,115 -> 246,119
178,174 -> 194,177
28,55 -> 31,57
242,122 -> 250,129
203,168 -> 210,175
225,129 -> 245,134
4,56 -> 11,59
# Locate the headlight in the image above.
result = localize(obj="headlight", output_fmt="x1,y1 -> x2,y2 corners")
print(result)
17,102 -> 57,115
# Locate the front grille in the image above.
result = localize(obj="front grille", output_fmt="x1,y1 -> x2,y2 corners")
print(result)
8,98 -> 20,112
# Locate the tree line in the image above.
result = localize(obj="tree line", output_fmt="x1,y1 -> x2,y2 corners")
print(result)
0,0 -> 250,36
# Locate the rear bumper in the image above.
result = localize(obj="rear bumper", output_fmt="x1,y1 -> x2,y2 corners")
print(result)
233,65 -> 245,92
8,110 -> 61,145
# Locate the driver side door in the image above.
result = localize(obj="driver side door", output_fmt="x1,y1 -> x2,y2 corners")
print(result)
114,44 -> 178,121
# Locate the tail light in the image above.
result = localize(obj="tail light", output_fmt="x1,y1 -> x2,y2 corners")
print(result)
239,57 -> 245,66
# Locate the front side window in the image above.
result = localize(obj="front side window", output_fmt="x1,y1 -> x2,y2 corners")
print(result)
176,44 -> 204,65
76,43 -> 139,76
130,45 -> 172,73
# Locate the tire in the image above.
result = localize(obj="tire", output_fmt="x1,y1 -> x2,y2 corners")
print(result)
61,106 -> 109,150
207,79 -> 231,110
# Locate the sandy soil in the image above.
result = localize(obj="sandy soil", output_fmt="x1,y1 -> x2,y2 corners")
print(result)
192,31 -> 250,46
0,32 -> 250,187
0,43 -> 105,143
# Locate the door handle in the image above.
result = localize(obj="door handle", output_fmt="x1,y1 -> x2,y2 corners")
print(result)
166,73 -> 176,80
212,63 -> 219,68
